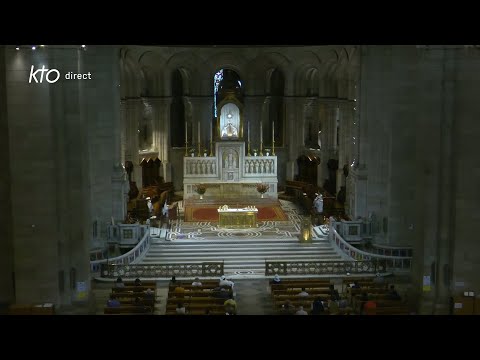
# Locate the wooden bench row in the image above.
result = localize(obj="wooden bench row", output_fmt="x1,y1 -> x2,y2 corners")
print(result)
167,297 -> 226,305
112,286 -> 157,293
166,303 -> 225,312
104,305 -> 153,314
165,309 -> 226,315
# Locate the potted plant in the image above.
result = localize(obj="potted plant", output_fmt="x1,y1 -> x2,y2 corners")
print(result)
264,148 -> 271,156
256,183 -> 269,198
253,148 -> 258,157
189,148 -> 196,157
193,184 -> 207,199
203,148 -> 208,157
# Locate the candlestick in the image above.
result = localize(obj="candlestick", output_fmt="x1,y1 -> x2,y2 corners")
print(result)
259,120 -> 263,156
185,120 -> 188,156
248,121 -> 250,143
197,120 -> 201,154
247,140 -> 251,156
272,120 -> 275,156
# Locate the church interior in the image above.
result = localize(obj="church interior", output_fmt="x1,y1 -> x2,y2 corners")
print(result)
1,45 -> 479,315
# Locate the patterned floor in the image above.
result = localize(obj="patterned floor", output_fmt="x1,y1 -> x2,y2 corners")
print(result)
167,199 -> 306,241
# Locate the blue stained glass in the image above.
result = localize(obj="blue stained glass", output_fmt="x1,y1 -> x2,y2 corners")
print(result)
214,69 -> 224,117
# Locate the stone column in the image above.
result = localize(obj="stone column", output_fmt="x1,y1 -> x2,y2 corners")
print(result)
284,96 -> 301,180
150,97 -> 173,181
0,45 -> 14,305
125,98 -> 142,187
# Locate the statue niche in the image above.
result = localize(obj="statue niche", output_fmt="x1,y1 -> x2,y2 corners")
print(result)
217,96 -> 244,141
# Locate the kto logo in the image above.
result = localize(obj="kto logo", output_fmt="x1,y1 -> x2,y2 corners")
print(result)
29,65 -> 60,84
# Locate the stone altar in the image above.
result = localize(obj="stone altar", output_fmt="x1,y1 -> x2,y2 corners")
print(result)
183,141 -> 278,199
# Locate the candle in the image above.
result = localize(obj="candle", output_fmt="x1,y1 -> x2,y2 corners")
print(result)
272,120 -> 275,143
248,121 -> 250,142
260,120 -> 263,144
210,120 -> 212,142
198,120 -> 200,144
185,120 -> 187,143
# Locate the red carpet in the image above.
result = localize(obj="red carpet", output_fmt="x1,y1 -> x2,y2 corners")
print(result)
184,204 -> 288,222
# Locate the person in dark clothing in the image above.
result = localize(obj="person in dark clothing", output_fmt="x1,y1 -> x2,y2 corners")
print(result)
134,278 -> 142,286
311,298 -> 325,315
329,284 -> 340,301
387,285 -> 401,300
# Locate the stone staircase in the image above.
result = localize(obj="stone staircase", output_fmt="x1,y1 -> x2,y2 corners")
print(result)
138,237 -> 345,276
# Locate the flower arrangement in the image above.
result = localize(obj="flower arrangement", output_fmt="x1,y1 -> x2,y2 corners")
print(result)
256,183 -> 269,194
193,184 -> 207,195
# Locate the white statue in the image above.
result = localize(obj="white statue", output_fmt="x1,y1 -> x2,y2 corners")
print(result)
313,194 -> 323,213
147,198 -> 153,214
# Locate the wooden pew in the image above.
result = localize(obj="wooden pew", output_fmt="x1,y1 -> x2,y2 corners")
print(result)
112,285 -> 157,293
104,305 -> 153,314
165,309 -> 225,315
167,297 -> 225,305
271,282 -> 332,291
121,281 -> 157,287
166,303 -> 225,312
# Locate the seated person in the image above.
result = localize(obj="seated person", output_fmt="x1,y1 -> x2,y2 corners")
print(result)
170,276 -> 177,285
295,306 -> 308,315
281,300 -> 296,315
373,273 -> 385,285
212,286 -> 232,299
272,274 -> 281,285
192,277 -> 203,287
327,297 -> 340,315
329,284 -> 340,301
311,298 -> 325,315
174,285 -> 185,298
219,275 -> 234,288
363,299 -> 377,315
115,277 -> 125,288
297,288 -> 309,297
351,281 -> 361,289
387,285 -> 401,300
144,288 -> 155,300
134,278 -> 142,286
224,294 -> 237,315
133,297 -> 143,307
106,294 -> 121,308
176,302 -> 186,315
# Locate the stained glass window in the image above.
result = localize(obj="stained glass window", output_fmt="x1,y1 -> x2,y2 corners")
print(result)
214,69 -> 224,117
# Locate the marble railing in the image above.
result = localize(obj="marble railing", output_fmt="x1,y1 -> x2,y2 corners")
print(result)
371,243 -> 413,257
329,225 -> 412,272
100,262 -> 224,279
243,156 -> 277,176
89,247 -> 108,261
90,229 -> 151,275
184,156 -> 218,177
265,260 -> 385,276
